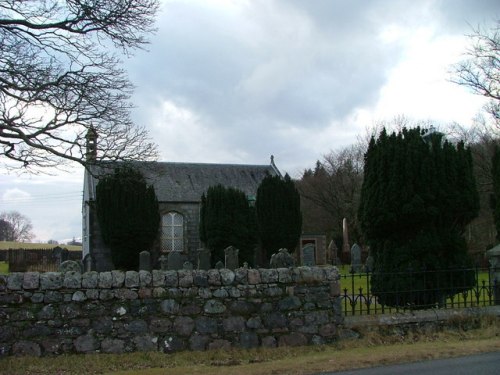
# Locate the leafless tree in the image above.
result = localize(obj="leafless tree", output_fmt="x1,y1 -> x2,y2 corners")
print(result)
448,117 -> 498,194
0,0 -> 160,173
451,20 -> 500,127
298,142 -> 365,243
0,210 -> 34,242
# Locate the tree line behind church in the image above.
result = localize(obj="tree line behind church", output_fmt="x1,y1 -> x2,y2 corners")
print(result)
95,170 -> 302,269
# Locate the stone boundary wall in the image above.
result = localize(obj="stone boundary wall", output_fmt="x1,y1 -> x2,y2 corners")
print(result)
0,266 -> 342,357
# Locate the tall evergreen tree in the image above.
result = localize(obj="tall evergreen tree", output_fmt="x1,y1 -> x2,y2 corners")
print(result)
96,166 -> 160,270
199,185 -> 257,266
359,127 -> 479,308
256,174 -> 302,263
493,146 -> 500,241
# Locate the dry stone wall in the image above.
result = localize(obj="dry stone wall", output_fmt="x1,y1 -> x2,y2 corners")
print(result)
0,266 -> 342,357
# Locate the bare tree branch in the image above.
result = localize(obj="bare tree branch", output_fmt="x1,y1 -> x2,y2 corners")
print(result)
451,20 -> 500,127
0,0 -> 159,173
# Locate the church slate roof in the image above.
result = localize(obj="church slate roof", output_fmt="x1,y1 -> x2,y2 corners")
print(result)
86,160 -> 280,203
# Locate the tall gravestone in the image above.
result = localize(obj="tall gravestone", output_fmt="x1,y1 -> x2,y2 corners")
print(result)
224,246 -> 239,270
350,243 -> 362,273
328,240 -> 339,265
342,218 -> 350,261
139,251 -> 151,271
365,252 -> 374,273
197,249 -> 211,270
52,246 -> 68,265
159,255 -> 168,271
302,243 -> 315,266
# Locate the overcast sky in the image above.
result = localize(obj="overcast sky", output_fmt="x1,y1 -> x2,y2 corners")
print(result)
0,0 -> 498,242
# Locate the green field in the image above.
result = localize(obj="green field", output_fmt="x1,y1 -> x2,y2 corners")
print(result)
0,261 -> 8,274
0,241 -> 81,251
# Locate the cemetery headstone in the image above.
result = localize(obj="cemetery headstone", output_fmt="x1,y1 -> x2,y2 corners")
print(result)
302,244 -> 315,266
342,218 -> 350,256
197,249 -> 211,270
270,248 -> 295,268
365,254 -> 374,273
159,255 -> 168,271
350,243 -> 362,273
168,251 -> 184,270
224,246 -> 239,270
58,260 -> 82,273
183,261 -> 193,270
328,240 -> 340,265
139,251 -> 151,271
52,246 -> 68,264
215,261 -> 224,269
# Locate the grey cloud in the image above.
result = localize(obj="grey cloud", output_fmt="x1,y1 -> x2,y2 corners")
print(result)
124,0 -> 496,172
129,0 -> 399,131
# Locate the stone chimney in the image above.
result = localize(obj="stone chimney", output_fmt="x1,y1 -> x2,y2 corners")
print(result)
85,126 -> 98,162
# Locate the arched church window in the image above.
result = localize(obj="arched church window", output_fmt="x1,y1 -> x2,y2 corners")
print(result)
162,212 -> 184,252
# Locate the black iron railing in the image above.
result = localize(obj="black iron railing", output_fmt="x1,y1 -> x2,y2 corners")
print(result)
339,267 -> 497,316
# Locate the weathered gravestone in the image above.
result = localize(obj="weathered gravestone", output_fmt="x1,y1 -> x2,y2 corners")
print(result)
52,246 -> 69,264
183,261 -> 193,270
350,243 -> 362,273
167,251 -> 184,270
269,248 -> 295,268
139,251 -> 151,271
342,218 -> 350,257
365,253 -> 374,273
58,260 -> 82,273
224,246 -> 239,270
159,255 -> 168,271
328,240 -> 340,265
302,243 -> 315,266
215,261 -> 224,269
197,249 -> 211,270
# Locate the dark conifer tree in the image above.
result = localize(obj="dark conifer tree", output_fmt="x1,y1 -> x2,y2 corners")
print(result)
199,185 -> 257,266
359,127 -> 479,308
256,173 -> 302,263
96,166 -> 160,270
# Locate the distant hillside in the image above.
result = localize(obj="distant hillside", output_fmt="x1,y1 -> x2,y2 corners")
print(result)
0,242 -> 82,252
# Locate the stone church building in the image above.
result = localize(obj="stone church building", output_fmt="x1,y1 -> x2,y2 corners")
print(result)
82,136 -> 281,271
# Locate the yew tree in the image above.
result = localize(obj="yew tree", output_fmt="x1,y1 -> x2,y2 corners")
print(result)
199,185 -> 256,266
256,174 -> 302,263
96,166 -> 159,270
359,127 -> 479,308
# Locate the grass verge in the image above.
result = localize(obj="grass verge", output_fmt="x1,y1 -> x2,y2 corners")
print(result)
1,317 -> 498,375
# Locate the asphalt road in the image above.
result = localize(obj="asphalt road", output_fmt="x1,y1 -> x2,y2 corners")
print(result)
320,351 -> 500,375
